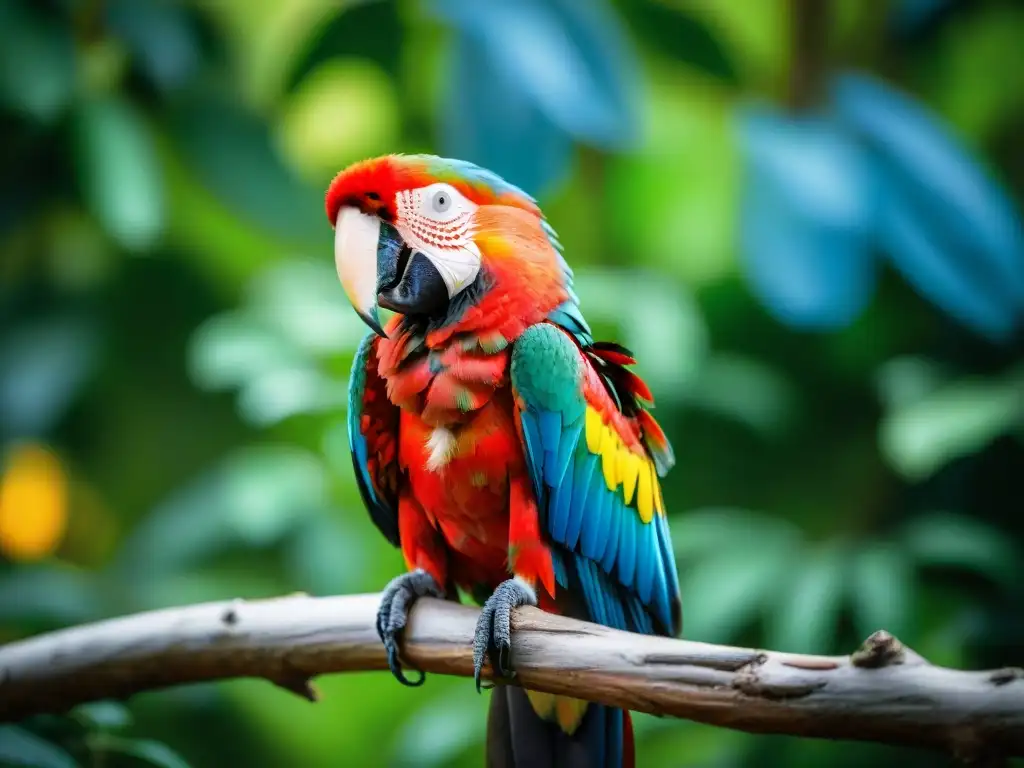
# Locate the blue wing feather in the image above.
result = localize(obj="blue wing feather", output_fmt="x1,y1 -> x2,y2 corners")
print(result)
615,502 -> 637,586
551,417 -> 583,489
579,473 -> 610,560
600,499 -> 622,575
635,518 -> 657,604
511,323 -> 681,640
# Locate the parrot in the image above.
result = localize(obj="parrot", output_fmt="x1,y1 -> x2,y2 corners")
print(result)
327,154 -> 681,768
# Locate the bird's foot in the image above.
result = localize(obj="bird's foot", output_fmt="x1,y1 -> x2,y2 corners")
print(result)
473,578 -> 537,692
377,569 -> 444,687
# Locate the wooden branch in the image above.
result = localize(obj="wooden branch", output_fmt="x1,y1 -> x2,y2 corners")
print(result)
1,594 -> 1022,762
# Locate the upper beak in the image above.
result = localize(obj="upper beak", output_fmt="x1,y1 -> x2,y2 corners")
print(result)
334,205 -> 451,335
334,206 -> 386,337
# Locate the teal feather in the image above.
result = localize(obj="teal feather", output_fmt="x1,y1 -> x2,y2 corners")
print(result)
579,481 -> 611,560
616,502 -> 637,587
566,453 -> 597,546
549,417 -> 583,490
600,497 -> 622,574
519,411 -> 545,507
635,520 -> 657,604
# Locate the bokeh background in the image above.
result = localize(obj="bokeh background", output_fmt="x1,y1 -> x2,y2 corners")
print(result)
1,0 -> 1022,766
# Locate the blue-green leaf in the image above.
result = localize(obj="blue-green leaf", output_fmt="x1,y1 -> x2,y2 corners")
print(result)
738,107 -> 878,330
832,73 -> 1024,342
848,541 -> 915,641
89,736 -> 190,768
106,0 -> 201,91
170,92 -> 323,241
680,543 -> 799,643
0,3 -> 75,123
672,508 -> 803,561
0,317 -> 98,440
0,564 -> 106,625
766,542 -> 848,654
874,356 -> 949,411
72,701 -> 132,731
0,726 -> 79,768
431,0 -> 640,148
879,372 -> 1023,480
73,96 -> 165,252
684,353 -> 798,437
440,32 -> 572,198
901,512 -> 1019,588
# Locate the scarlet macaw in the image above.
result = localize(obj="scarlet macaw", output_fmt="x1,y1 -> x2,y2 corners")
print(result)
328,154 -> 680,767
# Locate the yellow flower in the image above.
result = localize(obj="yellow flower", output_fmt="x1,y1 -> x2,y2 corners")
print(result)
0,443 -> 68,561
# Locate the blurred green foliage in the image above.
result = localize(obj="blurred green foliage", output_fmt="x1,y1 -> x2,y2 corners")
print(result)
1,0 -> 1022,766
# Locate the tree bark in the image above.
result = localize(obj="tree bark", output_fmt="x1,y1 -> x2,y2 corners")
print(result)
0,593 -> 1021,762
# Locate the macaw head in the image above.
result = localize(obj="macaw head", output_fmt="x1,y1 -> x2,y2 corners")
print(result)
325,154 -> 568,337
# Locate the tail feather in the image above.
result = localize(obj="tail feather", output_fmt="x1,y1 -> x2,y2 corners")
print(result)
486,687 -> 634,768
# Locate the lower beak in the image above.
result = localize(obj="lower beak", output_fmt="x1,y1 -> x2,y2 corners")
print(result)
334,207 -> 386,337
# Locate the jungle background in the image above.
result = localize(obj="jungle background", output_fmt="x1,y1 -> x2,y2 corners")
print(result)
1,0 -> 1022,766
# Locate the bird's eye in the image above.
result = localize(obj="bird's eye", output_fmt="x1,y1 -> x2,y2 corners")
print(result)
431,189 -> 451,214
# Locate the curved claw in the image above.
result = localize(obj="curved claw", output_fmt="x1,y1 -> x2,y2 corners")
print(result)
472,578 -> 537,693
376,569 -> 444,687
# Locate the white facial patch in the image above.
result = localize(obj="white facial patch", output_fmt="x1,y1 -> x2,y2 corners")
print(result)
395,183 -> 481,298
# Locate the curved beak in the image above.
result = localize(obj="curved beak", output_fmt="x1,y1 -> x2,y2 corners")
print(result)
334,205 -> 452,334
334,206 -> 386,337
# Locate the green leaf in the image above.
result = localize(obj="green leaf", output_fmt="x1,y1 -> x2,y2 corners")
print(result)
237,368 -> 348,428
680,0 -> 789,85
926,4 -> 1024,143
0,726 -> 79,768
879,372 -> 1023,480
285,0 -> 403,90
614,3 -> 738,85
848,541 -> 915,641
170,92 -> 323,241
766,542 -> 848,654
188,313 -> 305,393
684,352 -> 798,436
672,508 -> 802,561
72,701 -> 132,731
73,96 -> 165,252
116,445 -> 328,576
277,58 -> 399,182
89,735 -> 190,768
901,512 -> 1019,588
680,543 -> 799,643
0,4 -> 75,123
874,355 -> 948,410
246,260 -> 371,357
391,687 -> 484,767
322,419 -> 353,479
605,77 -> 738,287
283,515 -> 368,596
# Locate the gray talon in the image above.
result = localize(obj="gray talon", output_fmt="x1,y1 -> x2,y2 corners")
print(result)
376,569 -> 444,687
473,579 -> 537,692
